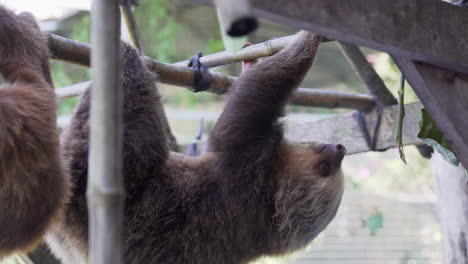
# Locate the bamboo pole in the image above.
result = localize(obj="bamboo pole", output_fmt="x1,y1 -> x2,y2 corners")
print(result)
50,33 -> 375,110
55,81 -> 91,99
49,33 -> 376,110
56,83 -> 375,110
47,33 -> 332,70
87,0 -> 124,263
291,88 -> 375,110
173,35 -> 295,68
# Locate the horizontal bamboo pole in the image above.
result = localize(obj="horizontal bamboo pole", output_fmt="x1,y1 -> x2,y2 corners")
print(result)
55,81 -> 91,99
49,33 -> 373,110
291,88 -> 375,110
173,35 -> 295,68
56,82 -> 375,110
47,33 -> 233,94
173,35 -> 332,68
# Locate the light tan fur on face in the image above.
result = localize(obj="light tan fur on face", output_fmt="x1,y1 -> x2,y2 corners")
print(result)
272,139 -> 344,252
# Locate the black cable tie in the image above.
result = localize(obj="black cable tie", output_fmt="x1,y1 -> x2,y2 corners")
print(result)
188,52 -> 212,92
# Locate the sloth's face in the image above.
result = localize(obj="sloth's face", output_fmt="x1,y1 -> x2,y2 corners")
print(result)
278,140 -> 346,179
273,140 -> 345,251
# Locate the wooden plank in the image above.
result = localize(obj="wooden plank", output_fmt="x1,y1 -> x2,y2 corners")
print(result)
194,0 -> 468,74
393,57 -> 468,168
284,102 -> 424,155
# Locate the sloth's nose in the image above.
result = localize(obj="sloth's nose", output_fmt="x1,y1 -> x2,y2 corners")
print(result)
323,144 -> 346,165
333,144 -> 346,156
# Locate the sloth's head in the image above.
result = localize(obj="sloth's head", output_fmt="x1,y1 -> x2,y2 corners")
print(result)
273,140 -> 346,252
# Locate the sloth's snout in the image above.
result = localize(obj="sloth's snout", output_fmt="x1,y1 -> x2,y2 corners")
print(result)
333,144 -> 346,159
316,143 -> 347,176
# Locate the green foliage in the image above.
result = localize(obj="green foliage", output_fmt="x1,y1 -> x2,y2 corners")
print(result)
418,108 -> 459,166
203,37 -> 225,55
361,209 -> 384,236
70,14 -> 91,43
134,0 -> 179,62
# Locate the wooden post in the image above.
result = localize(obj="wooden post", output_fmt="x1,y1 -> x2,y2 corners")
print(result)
338,42 -> 397,106
87,0 -> 124,263
431,153 -> 468,264
214,0 -> 258,36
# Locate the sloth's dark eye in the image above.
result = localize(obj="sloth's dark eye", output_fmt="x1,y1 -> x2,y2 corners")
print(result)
319,160 -> 331,176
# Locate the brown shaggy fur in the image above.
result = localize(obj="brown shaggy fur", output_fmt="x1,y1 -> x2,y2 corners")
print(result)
0,6 -> 68,257
45,31 -> 345,264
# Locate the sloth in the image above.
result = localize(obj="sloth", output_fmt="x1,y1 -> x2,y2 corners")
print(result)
0,6 -> 68,257
47,31 -> 346,264
0,6 -> 346,263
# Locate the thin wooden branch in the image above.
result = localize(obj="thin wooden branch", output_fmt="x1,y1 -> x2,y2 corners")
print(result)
87,0 -> 124,263
338,42 -> 397,106
214,0 -> 258,36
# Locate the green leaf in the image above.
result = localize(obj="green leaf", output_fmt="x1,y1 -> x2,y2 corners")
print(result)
417,108 -> 460,166
362,211 -> 384,236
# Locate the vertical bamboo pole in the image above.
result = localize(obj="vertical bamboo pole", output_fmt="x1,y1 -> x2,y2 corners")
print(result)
87,0 -> 124,263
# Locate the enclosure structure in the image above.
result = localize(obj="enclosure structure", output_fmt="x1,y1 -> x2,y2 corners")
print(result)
18,0 -> 468,263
